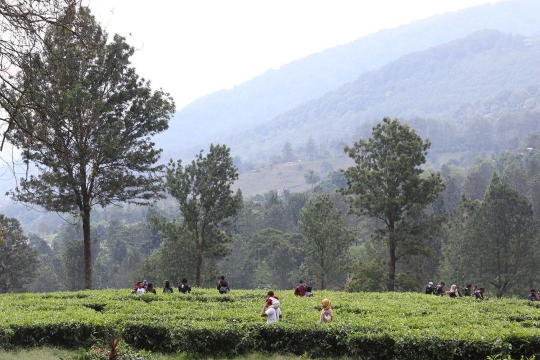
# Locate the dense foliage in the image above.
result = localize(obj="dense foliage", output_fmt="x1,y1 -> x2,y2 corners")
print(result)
342,118 -> 444,291
1,289 -> 540,359
4,7 -> 175,289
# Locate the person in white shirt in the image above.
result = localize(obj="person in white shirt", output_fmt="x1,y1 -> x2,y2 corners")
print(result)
136,287 -> 145,295
262,307 -> 281,324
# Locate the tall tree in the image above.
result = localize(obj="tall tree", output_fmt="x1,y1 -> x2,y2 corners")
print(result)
305,135 -> 317,160
299,194 -> 354,290
5,7 -> 175,289
304,169 -> 321,188
0,214 -> 38,292
161,144 -> 242,286
341,117 -> 444,291
0,0 -> 79,145
469,173 -> 537,297
282,141 -> 295,162
247,228 -> 302,289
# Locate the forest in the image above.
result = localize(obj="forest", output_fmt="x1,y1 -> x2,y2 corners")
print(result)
2,113 -> 540,299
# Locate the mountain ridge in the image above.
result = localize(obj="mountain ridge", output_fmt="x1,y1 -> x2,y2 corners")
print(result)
157,0 -> 540,161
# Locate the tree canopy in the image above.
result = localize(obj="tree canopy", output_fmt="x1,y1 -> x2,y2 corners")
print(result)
159,144 -> 242,286
341,117 -> 444,291
5,7 -> 175,289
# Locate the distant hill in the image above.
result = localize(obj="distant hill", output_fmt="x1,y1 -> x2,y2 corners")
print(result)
232,156 -> 354,198
157,0 -> 540,161
223,30 -> 540,158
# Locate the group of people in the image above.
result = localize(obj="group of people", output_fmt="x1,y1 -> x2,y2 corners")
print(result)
425,282 -> 485,300
132,278 -> 192,294
132,280 -> 157,294
260,289 -> 333,324
294,280 -> 314,297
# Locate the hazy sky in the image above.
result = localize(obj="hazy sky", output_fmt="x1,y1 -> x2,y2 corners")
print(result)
87,0 -> 503,110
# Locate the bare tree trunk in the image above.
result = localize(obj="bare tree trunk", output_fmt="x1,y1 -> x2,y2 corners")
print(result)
320,258 -> 325,290
82,206 -> 92,290
195,230 -> 205,286
387,223 -> 396,292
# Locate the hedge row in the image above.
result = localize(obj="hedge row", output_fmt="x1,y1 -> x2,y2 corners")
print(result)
0,289 -> 539,358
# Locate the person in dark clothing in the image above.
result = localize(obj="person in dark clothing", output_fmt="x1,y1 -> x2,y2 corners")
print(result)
425,282 -> 434,295
528,289 -> 540,301
163,280 -> 173,293
434,282 -> 446,296
463,284 -> 473,296
146,283 -> 157,294
475,287 -> 485,300
179,278 -> 192,294
217,276 -> 230,294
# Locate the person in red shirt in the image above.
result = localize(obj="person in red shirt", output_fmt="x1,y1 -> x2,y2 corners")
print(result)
294,280 -> 307,296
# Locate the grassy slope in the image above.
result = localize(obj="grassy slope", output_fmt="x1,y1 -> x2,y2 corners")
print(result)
233,156 -> 354,197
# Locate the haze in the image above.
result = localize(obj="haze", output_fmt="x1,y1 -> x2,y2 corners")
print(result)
88,0 -> 503,109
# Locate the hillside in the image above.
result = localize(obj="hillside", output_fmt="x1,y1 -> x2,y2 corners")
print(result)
232,156 -> 354,197
224,30 -> 540,158
157,0 -> 540,161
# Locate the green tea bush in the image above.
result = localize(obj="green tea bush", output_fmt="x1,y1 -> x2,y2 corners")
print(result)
1,289 -> 540,358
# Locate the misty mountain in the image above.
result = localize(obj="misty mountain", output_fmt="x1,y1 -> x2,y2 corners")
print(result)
158,0 -> 540,160
224,30 -> 540,158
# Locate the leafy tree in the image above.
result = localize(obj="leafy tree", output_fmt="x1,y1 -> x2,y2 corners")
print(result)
305,135 -> 317,160
0,0 -> 78,140
299,194 -> 354,290
347,255 -> 387,293
134,228 -> 200,285
282,141 -> 295,162
286,192 -> 310,227
304,169 -> 321,188
217,234 -> 252,289
462,170 -> 489,201
5,7 -> 175,289
0,214 -> 38,292
320,161 -> 333,174
246,228 -> 302,289
468,174 -> 537,297
341,118 -> 444,291
161,144 -> 242,286
234,200 -> 266,238
530,175 -> 540,220
503,162 -> 528,195
442,177 -> 461,212
439,195 -> 479,287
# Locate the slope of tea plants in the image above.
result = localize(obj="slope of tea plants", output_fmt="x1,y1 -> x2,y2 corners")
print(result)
0,289 -> 539,359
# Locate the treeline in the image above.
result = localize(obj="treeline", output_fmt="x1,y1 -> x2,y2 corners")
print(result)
4,130 -> 540,297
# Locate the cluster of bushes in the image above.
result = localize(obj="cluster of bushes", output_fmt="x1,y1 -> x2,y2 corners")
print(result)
1,290 -> 540,358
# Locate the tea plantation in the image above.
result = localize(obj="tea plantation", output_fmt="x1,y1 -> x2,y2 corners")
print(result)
0,289 -> 539,359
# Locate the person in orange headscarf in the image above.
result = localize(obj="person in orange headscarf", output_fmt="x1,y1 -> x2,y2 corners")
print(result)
320,298 -> 333,323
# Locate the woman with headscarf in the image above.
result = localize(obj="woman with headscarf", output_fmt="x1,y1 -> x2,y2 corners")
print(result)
163,280 -> 173,293
320,298 -> 333,323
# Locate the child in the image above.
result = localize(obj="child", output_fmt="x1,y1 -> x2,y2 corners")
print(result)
320,298 -> 333,323
265,291 -> 281,311
306,286 -> 314,297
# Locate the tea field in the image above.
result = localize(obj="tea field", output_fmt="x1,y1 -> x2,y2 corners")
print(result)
0,289 -> 539,359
